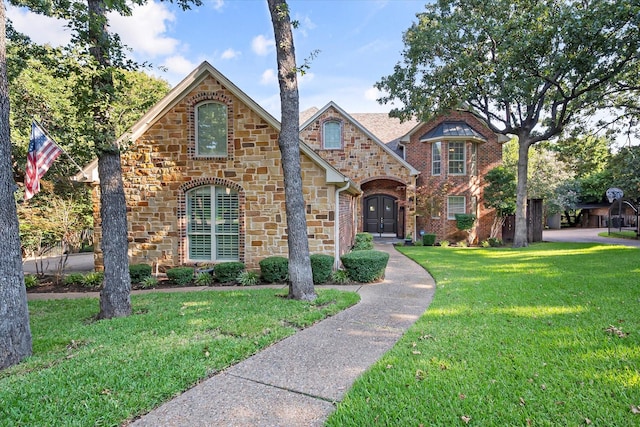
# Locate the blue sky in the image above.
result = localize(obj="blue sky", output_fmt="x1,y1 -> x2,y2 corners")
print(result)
8,0 -> 426,117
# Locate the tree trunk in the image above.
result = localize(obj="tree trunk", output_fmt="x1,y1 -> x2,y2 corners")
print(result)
0,2 -> 32,369
513,137 -> 531,248
267,0 -> 316,301
88,0 -> 131,318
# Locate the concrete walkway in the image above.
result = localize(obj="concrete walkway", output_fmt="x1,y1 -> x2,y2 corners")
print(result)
129,242 -> 435,426
543,227 -> 640,248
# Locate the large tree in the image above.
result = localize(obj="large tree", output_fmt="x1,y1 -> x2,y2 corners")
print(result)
0,0 -> 32,369
377,0 -> 640,247
267,0 -> 316,301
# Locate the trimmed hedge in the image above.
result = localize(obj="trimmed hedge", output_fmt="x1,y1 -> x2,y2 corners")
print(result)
340,250 -> 389,283
310,254 -> 334,284
166,267 -> 194,286
129,264 -> 152,283
214,262 -> 245,283
259,256 -> 289,283
352,232 -> 374,251
423,233 -> 437,246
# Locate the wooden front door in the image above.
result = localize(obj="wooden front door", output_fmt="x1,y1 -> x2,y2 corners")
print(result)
364,195 -> 397,234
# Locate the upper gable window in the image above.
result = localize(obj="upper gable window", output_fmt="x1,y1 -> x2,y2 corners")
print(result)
196,102 -> 228,157
323,120 -> 342,149
448,141 -> 466,175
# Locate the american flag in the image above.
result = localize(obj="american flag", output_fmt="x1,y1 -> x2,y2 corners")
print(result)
24,121 -> 63,201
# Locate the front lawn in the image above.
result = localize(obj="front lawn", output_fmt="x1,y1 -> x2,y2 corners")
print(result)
327,243 -> 640,426
0,288 -> 359,426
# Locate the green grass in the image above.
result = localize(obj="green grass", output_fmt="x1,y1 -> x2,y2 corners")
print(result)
0,288 -> 359,426
327,243 -> 640,426
598,230 -> 638,239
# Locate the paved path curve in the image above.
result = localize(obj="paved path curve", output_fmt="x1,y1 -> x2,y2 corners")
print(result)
543,227 -> 640,248
130,242 -> 435,426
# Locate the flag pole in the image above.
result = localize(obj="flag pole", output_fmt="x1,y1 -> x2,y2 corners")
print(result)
32,119 -> 87,177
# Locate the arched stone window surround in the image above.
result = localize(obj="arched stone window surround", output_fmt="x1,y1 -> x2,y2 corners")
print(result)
186,91 -> 234,160
321,118 -> 343,149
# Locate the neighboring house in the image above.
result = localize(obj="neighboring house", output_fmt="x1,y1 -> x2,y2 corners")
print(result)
77,62 -> 506,272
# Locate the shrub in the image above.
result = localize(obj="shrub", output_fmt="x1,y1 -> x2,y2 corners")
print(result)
259,256 -> 289,283
488,237 -> 503,247
340,250 -> 389,283
457,240 -> 468,247
455,213 -> 476,231
214,262 -> 245,283
129,264 -> 152,284
166,267 -> 194,286
352,233 -> 374,251
439,240 -> 450,247
82,272 -> 104,288
331,269 -> 350,284
24,274 -> 38,288
64,273 -> 85,286
195,272 -> 214,286
423,233 -> 437,246
139,276 -> 159,289
310,254 -> 334,284
481,240 -> 491,248
237,270 -> 260,286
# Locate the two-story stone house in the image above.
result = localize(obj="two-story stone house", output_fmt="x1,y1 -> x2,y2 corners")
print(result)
77,61 -> 504,271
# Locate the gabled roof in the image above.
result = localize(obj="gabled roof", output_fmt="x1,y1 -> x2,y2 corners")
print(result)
75,61 -> 353,190
419,121 -> 487,143
300,101 -> 420,176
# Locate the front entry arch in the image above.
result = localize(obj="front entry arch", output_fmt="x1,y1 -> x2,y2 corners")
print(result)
364,195 -> 397,235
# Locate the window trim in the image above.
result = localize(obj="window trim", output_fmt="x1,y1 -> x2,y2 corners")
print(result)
186,185 -> 239,262
322,120 -> 343,149
448,141 -> 466,175
195,101 -> 228,157
447,195 -> 466,220
432,141 -> 441,176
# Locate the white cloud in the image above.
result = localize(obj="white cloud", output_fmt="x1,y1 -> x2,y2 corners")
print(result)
109,2 -> 179,58
260,69 -> 277,85
163,55 -> 199,76
221,48 -> 240,60
6,5 -> 71,47
252,35 -> 275,56
364,86 -> 382,102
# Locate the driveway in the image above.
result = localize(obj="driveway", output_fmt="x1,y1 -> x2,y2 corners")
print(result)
23,252 -> 95,275
543,227 -> 640,248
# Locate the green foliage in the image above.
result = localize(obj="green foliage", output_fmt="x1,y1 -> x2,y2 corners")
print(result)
139,276 -> 159,289
422,233 -> 436,246
484,166 -> 517,217
352,233 -> 374,251
331,269 -> 351,284
310,254 -> 334,284
24,274 -> 38,288
259,256 -> 289,283
4,289 -> 357,426
609,145 -> 640,201
340,250 -> 389,283
488,237 -> 503,247
129,264 -> 152,284
166,267 -> 194,286
194,272 -> 214,286
82,272 -> 104,288
237,270 -> 260,286
454,214 -> 476,231
63,273 -> 85,286
439,240 -> 450,248
214,262 -> 245,283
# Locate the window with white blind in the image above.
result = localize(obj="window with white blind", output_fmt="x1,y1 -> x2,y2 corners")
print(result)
187,186 -> 239,261
432,141 -> 441,175
323,120 -> 342,149
447,196 -> 466,220
448,141 -> 466,175
196,102 -> 227,157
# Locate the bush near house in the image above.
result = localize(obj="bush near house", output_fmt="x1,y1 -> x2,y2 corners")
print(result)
129,264 -> 152,284
166,267 -> 195,286
310,254 -> 334,284
340,250 -> 389,283
422,233 -> 437,246
352,232 -> 374,251
214,262 -> 245,283
259,256 -> 289,283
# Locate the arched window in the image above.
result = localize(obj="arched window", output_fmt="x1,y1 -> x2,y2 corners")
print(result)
187,186 -> 239,261
323,120 -> 342,149
196,102 -> 228,157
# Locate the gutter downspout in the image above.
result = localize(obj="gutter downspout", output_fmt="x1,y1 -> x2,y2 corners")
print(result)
334,178 -> 353,270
